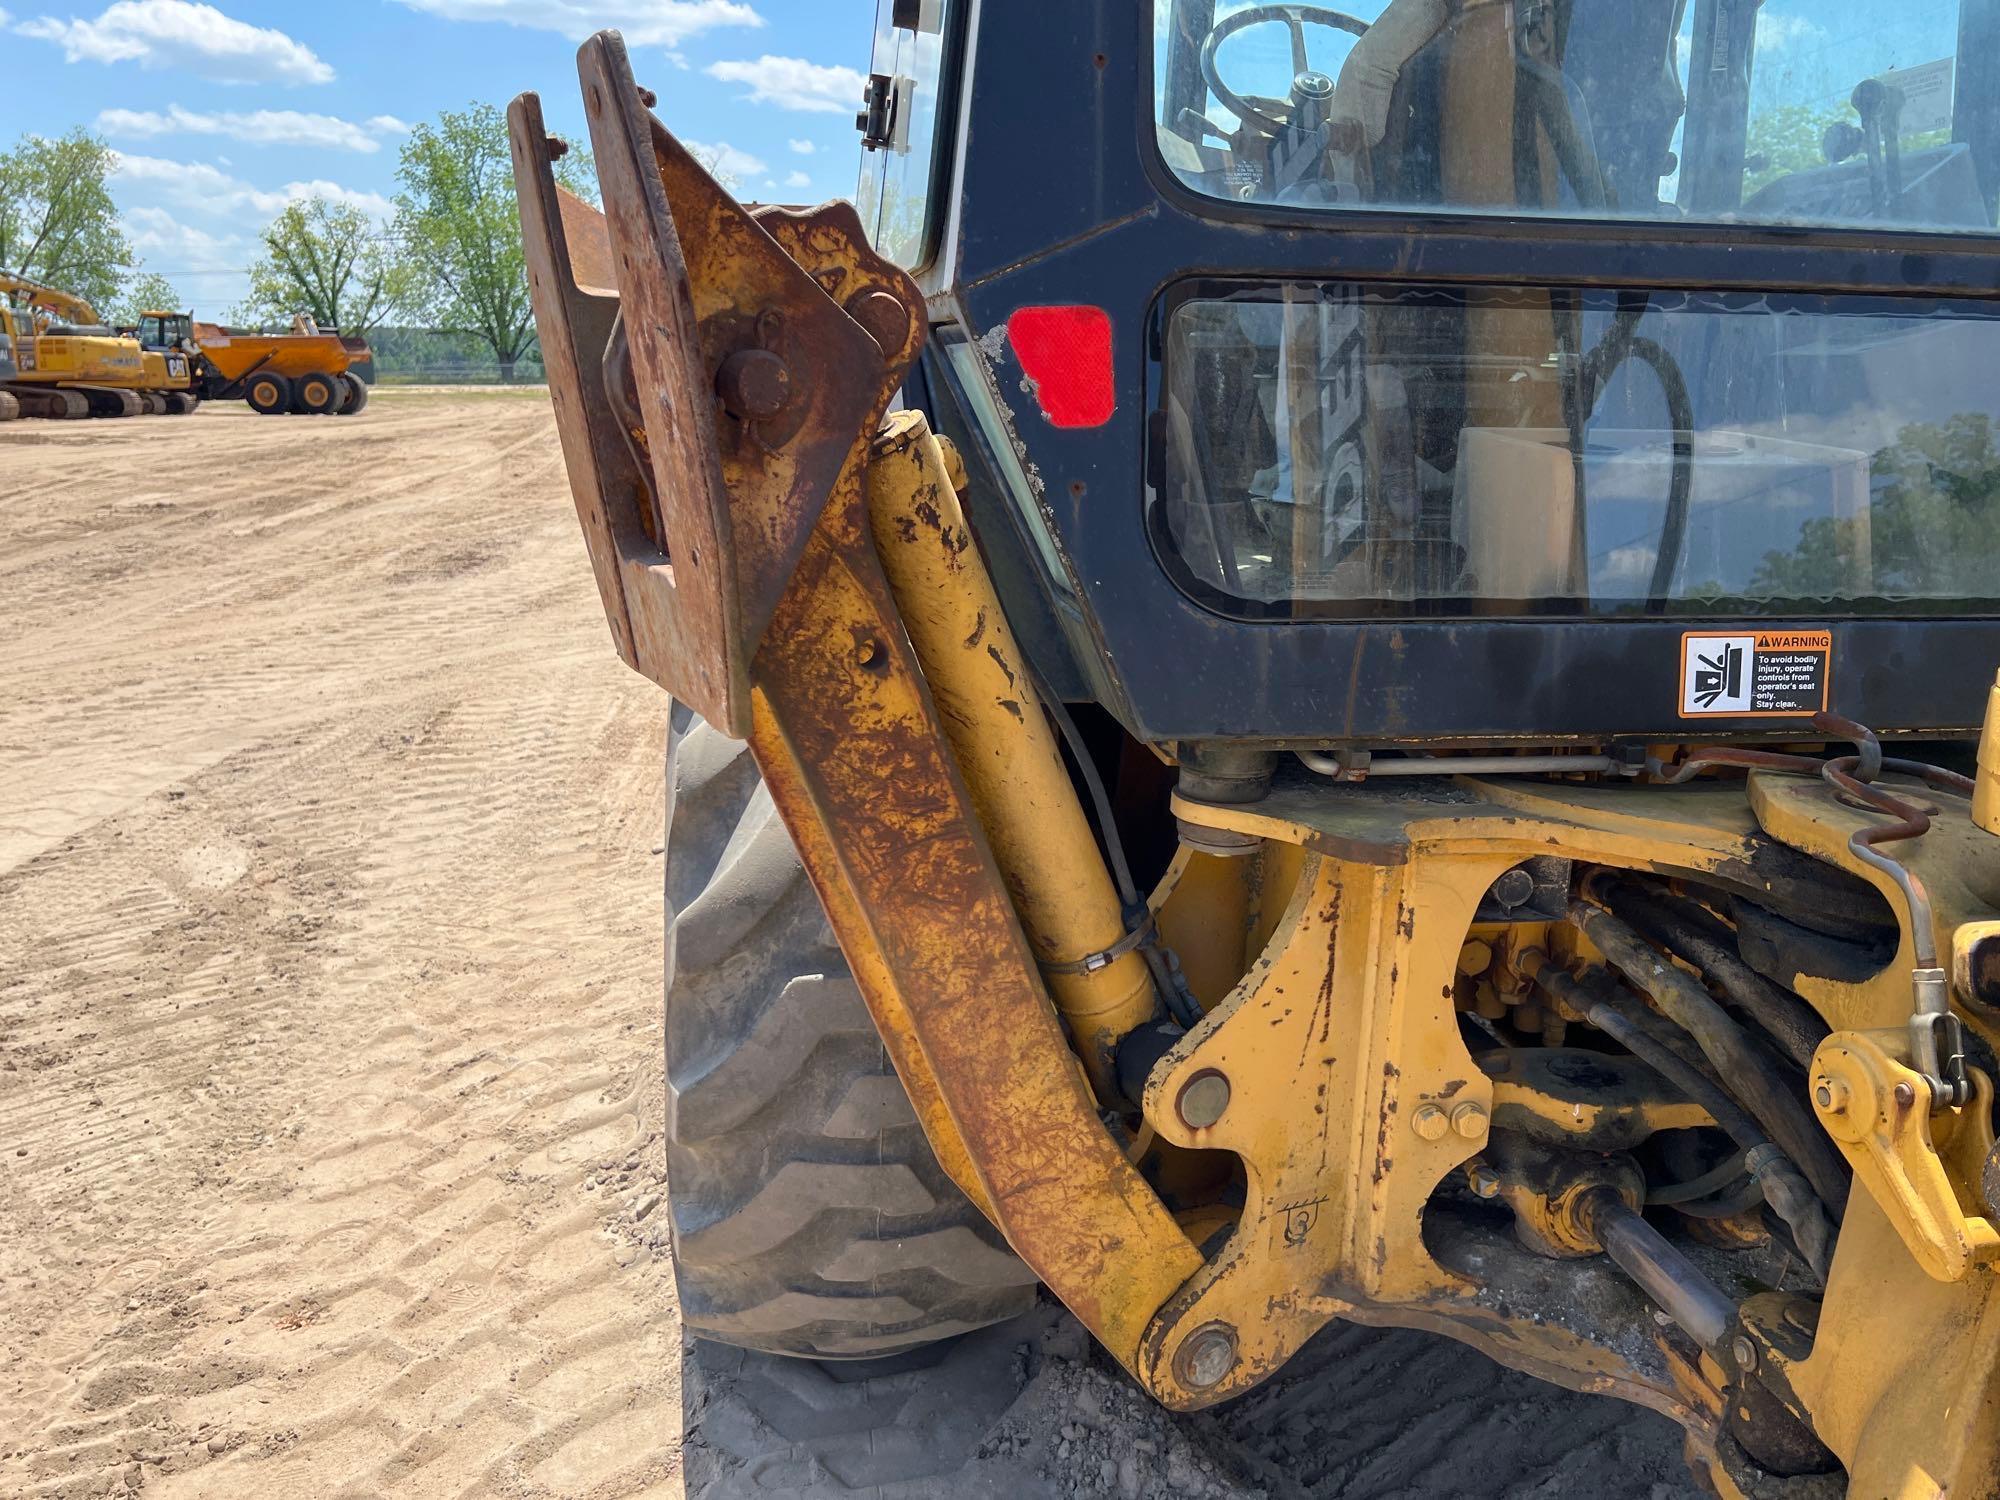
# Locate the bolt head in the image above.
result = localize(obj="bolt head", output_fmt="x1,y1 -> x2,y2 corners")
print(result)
1176,1071 -> 1231,1131
845,287 -> 912,357
716,348 -> 793,422
1411,1104 -> 1449,1141
1174,1323 -> 1237,1391
1469,1164 -> 1502,1200
1450,1102 -> 1488,1140
1731,1335 -> 1758,1372
1491,868 -> 1536,909
1812,1077 -> 1849,1115
1894,1081 -> 1918,1109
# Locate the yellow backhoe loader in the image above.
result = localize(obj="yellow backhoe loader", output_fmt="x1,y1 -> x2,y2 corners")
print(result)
512,10 -> 2000,1496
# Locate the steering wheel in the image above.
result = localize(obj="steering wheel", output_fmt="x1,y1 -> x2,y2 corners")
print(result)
1199,4 -> 1369,136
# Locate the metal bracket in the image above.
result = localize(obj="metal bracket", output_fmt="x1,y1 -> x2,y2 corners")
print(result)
509,34 -> 887,735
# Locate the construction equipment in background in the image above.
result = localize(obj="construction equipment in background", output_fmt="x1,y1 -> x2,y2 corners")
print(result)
176,315 -> 373,416
0,274 -> 168,420
516,12 -> 2000,1499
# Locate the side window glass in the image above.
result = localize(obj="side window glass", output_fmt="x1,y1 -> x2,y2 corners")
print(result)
856,0 -> 955,268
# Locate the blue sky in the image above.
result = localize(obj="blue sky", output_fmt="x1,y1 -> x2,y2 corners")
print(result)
0,0 -> 877,313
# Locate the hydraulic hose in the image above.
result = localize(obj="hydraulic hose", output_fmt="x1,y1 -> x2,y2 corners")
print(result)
1570,897 -> 1850,1218
1581,993 -> 1834,1278
1598,880 -> 1831,1075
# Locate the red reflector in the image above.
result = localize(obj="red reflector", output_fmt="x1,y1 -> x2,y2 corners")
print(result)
1006,305 -> 1114,429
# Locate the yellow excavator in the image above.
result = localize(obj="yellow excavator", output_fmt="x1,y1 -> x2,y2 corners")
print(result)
0,275 -> 194,419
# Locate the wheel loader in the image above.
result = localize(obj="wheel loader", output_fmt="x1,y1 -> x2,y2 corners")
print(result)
510,7 -> 2000,1494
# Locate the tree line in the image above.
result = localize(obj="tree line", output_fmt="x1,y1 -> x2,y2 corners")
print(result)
0,104 -> 596,381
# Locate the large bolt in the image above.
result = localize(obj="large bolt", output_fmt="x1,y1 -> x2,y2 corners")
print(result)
1411,1104 -> 1449,1141
1176,1071 -> 1230,1130
1812,1077 -> 1849,1116
1174,1323 -> 1238,1391
1894,1081 -> 1918,1110
1450,1102 -> 1488,1140
1732,1335 -> 1759,1373
845,288 -> 911,357
1469,1164 -> 1502,1200
1491,868 -> 1536,909
716,348 -> 793,422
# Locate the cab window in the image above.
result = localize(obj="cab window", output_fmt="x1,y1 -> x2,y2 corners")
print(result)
856,0 -> 959,267
1154,1 -> 2000,235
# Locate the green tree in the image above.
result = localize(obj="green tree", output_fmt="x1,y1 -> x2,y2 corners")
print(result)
393,103 -> 592,381
245,197 -> 403,335
1743,104 -> 1849,198
0,129 -> 134,312
113,271 -> 183,327
1752,413 -> 2000,602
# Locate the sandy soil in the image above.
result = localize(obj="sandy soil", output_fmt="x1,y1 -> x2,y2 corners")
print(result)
0,393 -> 1699,1499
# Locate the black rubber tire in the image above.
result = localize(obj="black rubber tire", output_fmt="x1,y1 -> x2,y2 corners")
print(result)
664,704 -> 1036,1359
337,373 -> 370,416
293,369 -> 340,415
246,372 -> 293,415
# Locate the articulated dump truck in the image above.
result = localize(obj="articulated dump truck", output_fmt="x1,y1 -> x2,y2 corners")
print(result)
513,9 -> 2000,1496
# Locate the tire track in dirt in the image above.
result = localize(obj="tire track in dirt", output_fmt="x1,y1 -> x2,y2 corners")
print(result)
1,396 -> 685,1500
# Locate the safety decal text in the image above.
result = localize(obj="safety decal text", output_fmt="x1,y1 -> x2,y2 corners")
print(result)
1678,630 -> 1831,718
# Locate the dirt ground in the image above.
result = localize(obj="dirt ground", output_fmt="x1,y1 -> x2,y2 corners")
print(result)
0,393 -> 1701,1499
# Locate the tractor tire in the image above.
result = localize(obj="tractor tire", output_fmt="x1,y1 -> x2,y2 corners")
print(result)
663,705 -> 1036,1359
246,372 -> 293,415
166,393 -> 199,416
337,373 -> 370,416
293,369 -> 341,415
142,393 -> 167,416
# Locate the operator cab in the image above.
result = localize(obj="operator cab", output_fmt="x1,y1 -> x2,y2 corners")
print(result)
132,311 -> 195,353
860,0 -> 2000,742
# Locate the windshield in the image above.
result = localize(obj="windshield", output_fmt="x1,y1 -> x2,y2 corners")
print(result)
1155,1 -> 2000,234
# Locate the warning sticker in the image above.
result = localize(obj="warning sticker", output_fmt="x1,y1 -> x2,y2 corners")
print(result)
1679,630 -> 1831,718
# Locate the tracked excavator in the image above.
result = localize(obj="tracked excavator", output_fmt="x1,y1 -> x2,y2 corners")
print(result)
0,275 -> 195,418
512,4 -> 2000,1494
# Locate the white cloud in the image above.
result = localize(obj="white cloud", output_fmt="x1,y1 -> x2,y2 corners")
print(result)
97,104 -> 404,153
784,169 -> 810,188
367,114 -> 413,135
16,1 -> 333,84
389,0 -> 760,45
682,138 -> 767,182
112,153 -> 395,221
123,204 -> 245,267
787,137 -> 815,155
1755,11 -> 1825,54
706,54 -> 865,114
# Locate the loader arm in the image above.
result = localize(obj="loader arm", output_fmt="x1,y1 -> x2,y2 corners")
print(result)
509,33 -> 1202,1369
